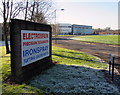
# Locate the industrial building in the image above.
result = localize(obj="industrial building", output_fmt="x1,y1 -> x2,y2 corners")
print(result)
58,23 -> 72,35
58,23 -> 93,35
72,24 -> 93,35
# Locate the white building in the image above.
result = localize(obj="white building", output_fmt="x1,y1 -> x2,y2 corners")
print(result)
58,23 -> 72,35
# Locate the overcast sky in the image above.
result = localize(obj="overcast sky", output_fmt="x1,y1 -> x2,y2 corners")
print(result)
53,0 -> 119,29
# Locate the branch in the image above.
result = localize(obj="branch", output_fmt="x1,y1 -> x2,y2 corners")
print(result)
11,2 -> 24,18
9,0 -> 13,22
31,0 -> 35,21
25,0 -> 29,20
0,7 -> 3,14
6,1 -> 10,20
12,7 -> 23,18
3,1 -> 7,22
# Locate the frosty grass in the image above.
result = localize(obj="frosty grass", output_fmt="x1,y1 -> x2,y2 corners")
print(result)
30,64 -> 120,94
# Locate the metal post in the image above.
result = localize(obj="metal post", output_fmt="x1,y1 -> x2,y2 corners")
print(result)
54,10 -> 58,44
109,61 -> 111,75
54,9 -> 64,44
111,56 -> 115,81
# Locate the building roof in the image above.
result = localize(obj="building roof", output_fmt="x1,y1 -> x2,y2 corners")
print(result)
72,24 -> 92,27
58,23 -> 92,27
58,23 -> 72,25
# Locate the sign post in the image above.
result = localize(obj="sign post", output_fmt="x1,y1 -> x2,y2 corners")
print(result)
109,54 -> 115,81
10,19 -> 52,83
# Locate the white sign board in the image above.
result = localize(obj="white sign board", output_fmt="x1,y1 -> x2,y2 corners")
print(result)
21,30 -> 49,66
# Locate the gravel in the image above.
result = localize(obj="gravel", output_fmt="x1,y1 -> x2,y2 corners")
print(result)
29,64 -> 120,94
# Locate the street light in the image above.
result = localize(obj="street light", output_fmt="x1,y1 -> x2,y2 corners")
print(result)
54,9 -> 64,44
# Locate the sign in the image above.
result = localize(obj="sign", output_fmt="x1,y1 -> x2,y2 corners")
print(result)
10,19 -> 52,83
21,30 -> 50,66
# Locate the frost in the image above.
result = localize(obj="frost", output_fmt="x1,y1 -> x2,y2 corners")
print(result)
29,64 -> 120,94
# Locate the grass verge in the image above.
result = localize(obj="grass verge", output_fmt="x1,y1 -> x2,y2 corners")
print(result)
0,46 -> 46,94
52,35 -> 74,37
52,46 -> 108,69
1,45 -> 108,93
72,35 -> 120,45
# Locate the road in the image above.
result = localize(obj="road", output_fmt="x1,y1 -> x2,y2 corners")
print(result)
52,36 -> 120,74
0,41 -> 10,46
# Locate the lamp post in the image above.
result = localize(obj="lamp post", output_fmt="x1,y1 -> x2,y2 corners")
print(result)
55,9 -> 64,44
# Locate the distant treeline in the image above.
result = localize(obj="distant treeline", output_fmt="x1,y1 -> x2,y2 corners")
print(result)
93,29 -> 120,35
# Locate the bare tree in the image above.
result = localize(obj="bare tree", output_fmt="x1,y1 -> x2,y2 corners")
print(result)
0,0 -> 24,54
24,0 -> 54,24
0,0 -> 55,53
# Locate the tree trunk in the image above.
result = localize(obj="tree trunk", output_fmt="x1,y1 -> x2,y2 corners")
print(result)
3,1 -> 10,54
3,21 -> 10,54
4,33 -> 10,54
25,0 -> 28,20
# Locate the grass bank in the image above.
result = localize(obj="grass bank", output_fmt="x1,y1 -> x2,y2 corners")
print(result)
72,35 -> 120,45
52,46 -> 107,69
0,46 -> 113,94
1,46 -> 46,94
52,35 -> 74,37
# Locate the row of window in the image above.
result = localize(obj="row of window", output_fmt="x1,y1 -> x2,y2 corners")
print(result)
59,29 -> 71,32
59,26 -> 72,28
74,27 -> 92,29
59,26 -> 92,29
